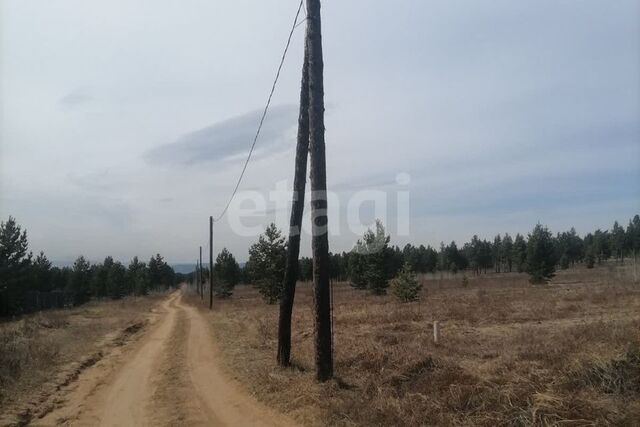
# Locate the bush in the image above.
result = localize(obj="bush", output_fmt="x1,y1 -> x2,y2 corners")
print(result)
391,263 -> 422,302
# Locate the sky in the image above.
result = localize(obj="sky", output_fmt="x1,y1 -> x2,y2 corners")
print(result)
1,0 -> 639,264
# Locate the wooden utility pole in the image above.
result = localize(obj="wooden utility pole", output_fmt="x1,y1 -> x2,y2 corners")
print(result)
209,216 -> 214,309
195,258 -> 200,294
199,246 -> 203,300
306,0 -> 333,382
277,46 -> 310,367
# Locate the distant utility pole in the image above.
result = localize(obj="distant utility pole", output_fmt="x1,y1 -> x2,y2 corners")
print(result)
199,246 -> 203,300
277,45 -> 310,367
195,258 -> 200,294
306,0 -> 333,382
209,216 -> 214,310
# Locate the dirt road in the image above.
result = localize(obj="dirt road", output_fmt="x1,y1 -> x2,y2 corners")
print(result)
36,292 -> 294,426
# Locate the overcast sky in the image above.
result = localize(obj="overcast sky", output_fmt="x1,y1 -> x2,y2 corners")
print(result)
1,0 -> 639,264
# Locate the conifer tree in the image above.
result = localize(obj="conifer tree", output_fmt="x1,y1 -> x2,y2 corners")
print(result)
391,263 -> 422,302
247,223 -> 287,304
353,220 -> 392,295
526,224 -> 556,284
67,256 -> 92,304
214,248 -> 240,298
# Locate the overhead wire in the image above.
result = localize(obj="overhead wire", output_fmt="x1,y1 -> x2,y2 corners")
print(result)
212,0 -> 306,223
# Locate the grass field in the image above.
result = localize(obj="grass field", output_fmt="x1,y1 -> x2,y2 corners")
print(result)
193,264 -> 640,426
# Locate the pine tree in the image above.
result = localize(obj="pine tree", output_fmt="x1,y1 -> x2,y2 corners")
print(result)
247,224 -> 287,304
526,224 -> 556,284
127,257 -> 149,296
391,263 -> 422,302
492,234 -> 502,273
585,247 -> 596,269
31,251 -> 52,292
90,256 -> 113,298
502,233 -> 514,272
610,221 -> 626,264
347,252 -> 367,289
106,262 -> 127,299
67,256 -> 92,304
354,220 -> 392,295
512,233 -> 527,273
0,217 -> 32,303
214,248 -> 240,298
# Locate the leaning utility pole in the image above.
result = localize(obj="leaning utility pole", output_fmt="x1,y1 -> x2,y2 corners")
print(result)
209,216 -> 214,309
306,0 -> 333,381
277,45 -> 310,367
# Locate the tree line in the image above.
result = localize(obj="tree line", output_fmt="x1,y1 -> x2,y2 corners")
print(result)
4,213 -> 638,315
0,217 -> 178,316
240,214 -> 640,303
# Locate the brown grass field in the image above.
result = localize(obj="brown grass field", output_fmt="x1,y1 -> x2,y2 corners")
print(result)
190,264 -> 640,426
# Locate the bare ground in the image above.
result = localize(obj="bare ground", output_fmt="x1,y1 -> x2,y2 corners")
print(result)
0,294 -> 164,425
1,291 -> 295,427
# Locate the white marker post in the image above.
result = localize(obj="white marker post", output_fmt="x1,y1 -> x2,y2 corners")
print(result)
433,321 -> 440,345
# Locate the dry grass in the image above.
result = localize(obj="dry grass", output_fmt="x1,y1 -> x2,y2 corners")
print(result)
191,264 -> 640,426
0,294 -> 164,410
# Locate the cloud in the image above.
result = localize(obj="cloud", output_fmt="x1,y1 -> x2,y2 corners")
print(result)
67,170 -> 123,193
144,104 -> 298,166
58,88 -> 92,108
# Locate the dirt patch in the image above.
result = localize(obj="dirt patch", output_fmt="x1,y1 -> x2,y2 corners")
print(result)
0,295 -> 161,426
148,308 -> 203,426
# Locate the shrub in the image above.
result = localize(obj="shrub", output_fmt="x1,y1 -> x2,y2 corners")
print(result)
585,251 -> 596,269
461,275 -> 469,288
391,263 -> 422,302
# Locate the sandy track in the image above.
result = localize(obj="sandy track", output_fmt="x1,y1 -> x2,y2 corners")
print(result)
36,292 -> 294,427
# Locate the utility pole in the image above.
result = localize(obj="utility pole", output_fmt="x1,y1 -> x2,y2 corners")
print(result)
277,45 -> 310,367
199,246 -> 203,300
209,216 -> 214,309
195,258 -> 200,294
306,0 -> 333,382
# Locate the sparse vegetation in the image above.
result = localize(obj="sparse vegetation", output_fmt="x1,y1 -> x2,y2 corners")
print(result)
0,295 -> 162,410
200,264 -> 640,426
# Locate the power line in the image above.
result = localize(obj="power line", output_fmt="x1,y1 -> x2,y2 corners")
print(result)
213,0 -> 305,223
